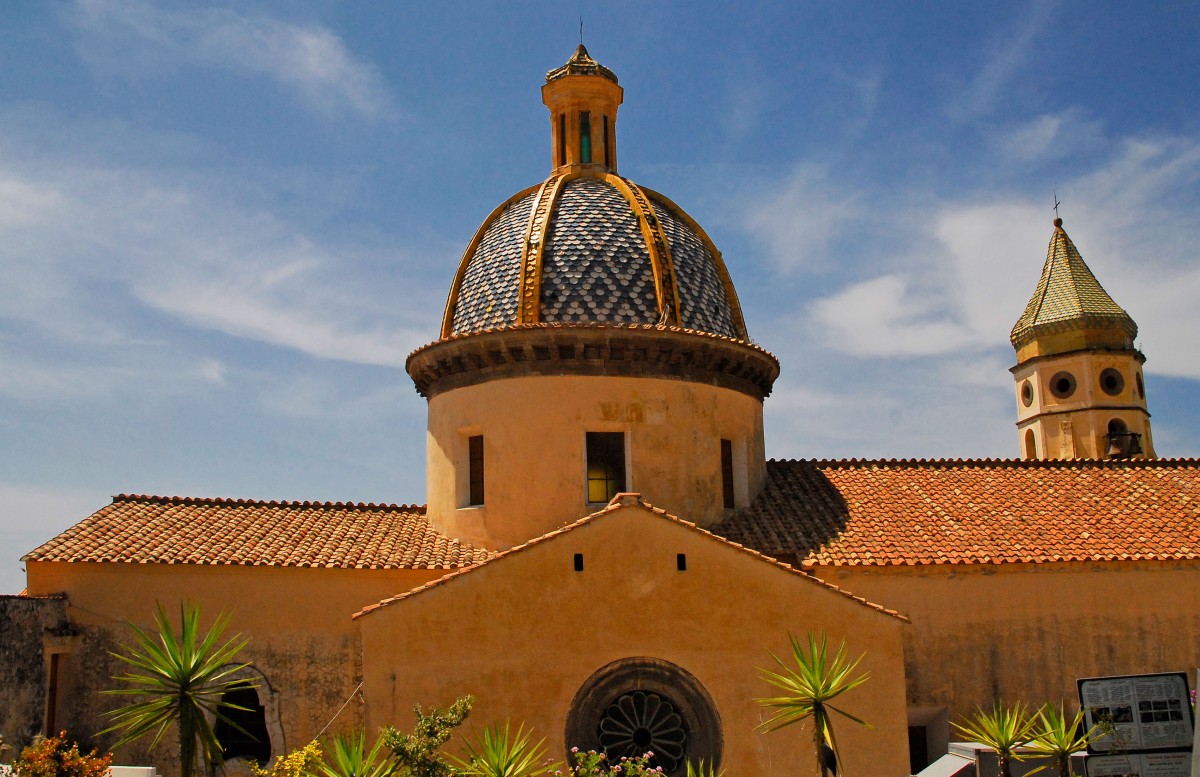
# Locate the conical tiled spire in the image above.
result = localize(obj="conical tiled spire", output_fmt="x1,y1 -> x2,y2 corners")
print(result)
1010,218 -> 1137,352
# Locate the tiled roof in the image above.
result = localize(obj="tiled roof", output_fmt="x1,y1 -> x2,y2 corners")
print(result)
22,495 -> 491,569
355,494 -> 906,621
446,176 -> 742,340
716,458 -> 1200,567
1010,220 -> 1137,349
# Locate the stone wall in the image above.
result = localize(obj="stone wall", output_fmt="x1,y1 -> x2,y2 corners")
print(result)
0,594 -> 68,751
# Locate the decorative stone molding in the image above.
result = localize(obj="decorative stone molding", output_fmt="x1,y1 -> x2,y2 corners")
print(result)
406,324 -> 779,400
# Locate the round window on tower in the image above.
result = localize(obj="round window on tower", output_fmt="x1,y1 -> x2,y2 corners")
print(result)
1099,368 -> 1125,396
1020,380 -> 1034,407
1049,371 -> 1077,399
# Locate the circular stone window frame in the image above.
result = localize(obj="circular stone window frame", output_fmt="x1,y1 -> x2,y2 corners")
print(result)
1020,380 -> 1034,407
1049,371 -> 1077,400
565,657 -> 722,776
1099,368 -> 1125,397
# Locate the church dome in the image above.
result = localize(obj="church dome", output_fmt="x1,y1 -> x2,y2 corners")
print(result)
441,172 -> 747,341
410,45 -> 778,404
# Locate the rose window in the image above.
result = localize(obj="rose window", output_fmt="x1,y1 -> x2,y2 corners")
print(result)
597,691 -> 687,771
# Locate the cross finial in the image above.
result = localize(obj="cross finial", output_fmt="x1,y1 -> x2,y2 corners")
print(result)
579,17 -> 584,45
1053,191 -> 1062,219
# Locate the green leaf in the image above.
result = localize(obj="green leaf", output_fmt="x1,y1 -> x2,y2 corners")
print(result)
100,602 -> 255,777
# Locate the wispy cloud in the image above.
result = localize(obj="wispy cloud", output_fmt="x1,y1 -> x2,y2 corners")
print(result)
740,165 -> 856,272
0,129 -> 439,403
810,274 -> 976,357
69,0 -> 392,119
947,2 -> 1058,123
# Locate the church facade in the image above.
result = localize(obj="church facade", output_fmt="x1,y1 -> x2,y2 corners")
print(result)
4,46 -> 1200,777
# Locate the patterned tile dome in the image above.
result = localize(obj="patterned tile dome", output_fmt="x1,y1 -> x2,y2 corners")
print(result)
441,171 -> 749,341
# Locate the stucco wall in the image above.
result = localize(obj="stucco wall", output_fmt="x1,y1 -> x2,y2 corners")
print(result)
23,562 -> 445,774
426,375 -> 766,548
0,594 -> 69,750
817,561 -> 1200,716
358,505 -> 910,777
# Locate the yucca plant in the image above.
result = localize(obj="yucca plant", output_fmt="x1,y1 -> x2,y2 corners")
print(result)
1025,703 -> 1100,776
101,603 -> 253,777
685,759 -> 725,777
320,730 -> 398,777
449,722 -> 556,777
756,632 -> 871,777
953,702 -> 1035,777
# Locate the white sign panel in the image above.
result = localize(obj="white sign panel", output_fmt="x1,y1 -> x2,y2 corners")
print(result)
1085,750 -> 1191,777
1078,672 -> 1193,752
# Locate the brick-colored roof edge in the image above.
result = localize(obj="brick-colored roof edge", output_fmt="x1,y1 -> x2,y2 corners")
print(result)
786,457 -> 1200,469
353,494 -> 907,622
19,495 -> 488,570
108,494 -> 427,512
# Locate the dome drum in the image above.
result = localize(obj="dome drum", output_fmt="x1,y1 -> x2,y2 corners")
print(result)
406,324 -> 780,401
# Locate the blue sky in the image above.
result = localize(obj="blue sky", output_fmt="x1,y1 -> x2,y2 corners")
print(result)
3,1 -> 1200,593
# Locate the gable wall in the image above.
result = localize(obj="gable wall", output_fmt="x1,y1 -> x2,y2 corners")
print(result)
358,507 -> 910,776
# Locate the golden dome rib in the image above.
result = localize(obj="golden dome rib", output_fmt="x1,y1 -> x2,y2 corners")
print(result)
606,173 -> 683,327
517,170 -> 573,324
440,184 -> 540,339
638,185 -> 749,340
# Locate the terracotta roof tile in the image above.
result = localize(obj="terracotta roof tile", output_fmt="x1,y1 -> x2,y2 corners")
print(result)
716,458 -> 1200,567
23,495 -> 491,570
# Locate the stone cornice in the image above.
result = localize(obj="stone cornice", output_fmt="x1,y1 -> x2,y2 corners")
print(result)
406,324 -> 780,400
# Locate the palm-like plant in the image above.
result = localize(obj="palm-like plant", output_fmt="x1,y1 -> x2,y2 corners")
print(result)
952,702 -> 1035,777
101,603 -> 253,777
449,723 -> 556,777
1025,703 -> 1100,776
685,759 -> 725,777
756,632 -> 871,777
320,731 -> 398,777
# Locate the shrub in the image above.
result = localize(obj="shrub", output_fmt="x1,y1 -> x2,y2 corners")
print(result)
250,740 -> 323,777
13,732 -> 112,777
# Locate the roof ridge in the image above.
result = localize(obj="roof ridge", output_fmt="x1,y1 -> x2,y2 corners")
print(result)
354,494 -> 907,622
111,494 -> 427,512
767,457 -> 1200,469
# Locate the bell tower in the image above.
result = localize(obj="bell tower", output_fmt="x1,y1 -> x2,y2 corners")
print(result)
1010,218 -> 1154,460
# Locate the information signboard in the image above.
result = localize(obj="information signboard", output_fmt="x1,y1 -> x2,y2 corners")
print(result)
1084,751 -> 1191,777
1078,671 -> 1194,777
1078,672 -> 1194,753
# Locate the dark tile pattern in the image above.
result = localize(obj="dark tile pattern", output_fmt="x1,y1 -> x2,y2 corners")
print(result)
650,197 -> 738,338
539,178 -> 660,324
450,191 -> 537,335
